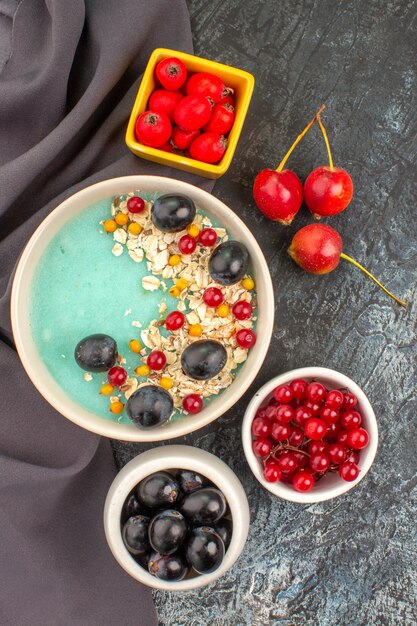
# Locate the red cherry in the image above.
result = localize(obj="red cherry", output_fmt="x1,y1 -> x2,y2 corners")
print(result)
304,166 -> 354,218
328,443 -> 347,465
271,422 -> 291,442
304,418 -> 327,440
236,329 -> 256,349
305,382 -> 326,403
288,223 -> 342,274
339,461 -> 360,482
253,438 -> 272,458
174,94 -> 212,131
325,389 -> 344,409
148,89 -> 184,122
203,287 -> 223,307
165,311 -> 185,331
232,301 -> 252,320
198,228 -> 217,247
273,384 -> 294,404
108,366 -> 127,387
341,410 -> 362,430
204,103 -> 235,134
182,393 -> 203,414
189,132 -> 227,164
135,110 -> 172,148
171,127 -> 200,150
147,350 -> 166,371
264,463 -> 282,483
346,428 -> 369,450
178,234 -> 197,254
155,57 -> 187,91
186,72 -> 224,103
253,169 -> 303,225
251,416 -> 272,438
290,378 -> 308,400
293,471 -> 315,492
127,196 -> 145,214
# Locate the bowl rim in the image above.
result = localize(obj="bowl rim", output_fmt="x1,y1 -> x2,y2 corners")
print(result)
103,445 -> 250,590
242,367 -> 379,503
11,175 -> 274,441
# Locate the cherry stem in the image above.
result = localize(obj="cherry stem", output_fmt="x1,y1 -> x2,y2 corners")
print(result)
340,252 -> 407,308
317,112 -> 334,171
276,104 -> 325,172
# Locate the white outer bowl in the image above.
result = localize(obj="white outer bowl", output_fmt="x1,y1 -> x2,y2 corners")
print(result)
242,367 -> 378,504
11,175 -> 274,441
103,445 -> 250,590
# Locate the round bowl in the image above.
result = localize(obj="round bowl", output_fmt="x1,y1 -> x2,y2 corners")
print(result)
242,367 -> 378,504
103,445 -> 250,590
11,175 -> 274,441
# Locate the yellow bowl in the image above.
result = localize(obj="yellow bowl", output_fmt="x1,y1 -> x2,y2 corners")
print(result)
125,48 -> 255,179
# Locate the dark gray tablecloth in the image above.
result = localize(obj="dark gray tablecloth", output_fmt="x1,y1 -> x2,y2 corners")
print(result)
0,1 -> 211,624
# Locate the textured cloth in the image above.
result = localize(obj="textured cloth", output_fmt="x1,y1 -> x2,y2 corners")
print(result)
0,1 -> 211,624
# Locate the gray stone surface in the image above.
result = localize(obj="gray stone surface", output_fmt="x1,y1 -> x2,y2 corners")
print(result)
112,0 -> 417,624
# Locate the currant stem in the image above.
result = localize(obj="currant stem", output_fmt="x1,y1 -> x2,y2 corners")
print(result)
276,104 -> 325,172
317,112 -> 334,171
340,253 -> 407,308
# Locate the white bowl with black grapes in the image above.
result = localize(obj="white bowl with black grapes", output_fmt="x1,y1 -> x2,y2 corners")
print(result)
103,445 -> 250,590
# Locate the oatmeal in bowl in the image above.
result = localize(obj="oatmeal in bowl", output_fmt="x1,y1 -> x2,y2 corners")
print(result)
11,176 -> 274,441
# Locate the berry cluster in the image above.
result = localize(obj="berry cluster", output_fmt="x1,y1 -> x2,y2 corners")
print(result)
135,57 -> 236,164
121,470 -> 232,582
251,378 -> 370,492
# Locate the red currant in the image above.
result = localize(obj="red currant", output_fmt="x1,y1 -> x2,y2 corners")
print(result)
174,95 -> 212,131
186,72 -> 225,103
304,418 -> 327,440
339,461 -> 360,482
347,450 -> 360,464
346,428 -> 369,450
171,127 -> 200,150
303,400 -> 321,417
288,426 -> 304,446
178,234 -> 197,254
236,329 -> 257,349
293,406 -> 313,427
275,404 -> 294,425
320,406 -> 340,425
293,451 -> 309,469
135,110 -> 172,147
189,132 -> 227,164
127,196 -> 145,214
309,452 -> 331,473
273,384 -> 294,404
203,287 -> 223,307
277,451 -> 298,474
341,410 -> 362,430
165,311 -> 185,331
149,89 -> 184,122
147,350 -> 166,371
337,430 -> 349,445
293,471 -> 315,492
155,57 -> 187,91
271,422 -> 291,442
253,438 -> 272,458
255,407 -> 267,420
326,422 -> 341,439
251,416 -> 272,438
307,440 -> 328,455
343,392 -> 358,409
264,463 -> 282,483
290,378 -> 307,400
203,103 -> 235,134
328,443 -> 347,465
325,389 -> 344,409
232,300 -> 253,320
182,393 -> 203,414
265,405 -> 277,421
198,228 -> 217,247
108,366 -> 127,387
305,382 -> 326,403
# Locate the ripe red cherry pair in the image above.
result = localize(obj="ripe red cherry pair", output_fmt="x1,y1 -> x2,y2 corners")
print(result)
253,104 -> 353,224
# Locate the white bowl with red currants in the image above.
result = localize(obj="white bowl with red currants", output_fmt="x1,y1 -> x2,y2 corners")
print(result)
242,367 -> 378,503
103,445 -> 250,590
